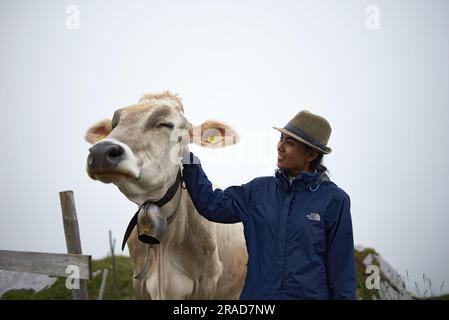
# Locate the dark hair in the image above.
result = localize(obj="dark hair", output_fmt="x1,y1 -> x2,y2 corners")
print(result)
303,144 -> 328,174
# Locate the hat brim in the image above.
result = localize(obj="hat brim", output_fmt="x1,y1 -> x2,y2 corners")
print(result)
273,127 -> 332,154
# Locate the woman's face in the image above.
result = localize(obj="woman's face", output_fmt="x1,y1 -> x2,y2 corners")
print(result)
277,133 -> 318,175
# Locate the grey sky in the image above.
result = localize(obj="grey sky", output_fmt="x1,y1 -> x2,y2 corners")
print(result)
1,0 -> 448,296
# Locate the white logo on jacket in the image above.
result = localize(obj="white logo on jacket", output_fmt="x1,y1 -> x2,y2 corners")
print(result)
306,212 -> 321,222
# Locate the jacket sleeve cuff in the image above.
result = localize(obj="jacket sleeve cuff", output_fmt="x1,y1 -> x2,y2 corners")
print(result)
182,151 -> 201,165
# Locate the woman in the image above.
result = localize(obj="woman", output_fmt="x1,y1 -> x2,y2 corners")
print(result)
182,110 -> 355,300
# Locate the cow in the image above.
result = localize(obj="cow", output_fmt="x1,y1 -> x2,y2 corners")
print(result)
84,91 -> 247,299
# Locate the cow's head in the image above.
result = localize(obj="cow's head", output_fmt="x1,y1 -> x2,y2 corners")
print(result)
85,91 -> 239,205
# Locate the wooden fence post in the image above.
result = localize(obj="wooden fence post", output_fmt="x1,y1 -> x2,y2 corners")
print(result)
109,230 -> 119,298
59,190 -> 89,300
98,269 -> 108,300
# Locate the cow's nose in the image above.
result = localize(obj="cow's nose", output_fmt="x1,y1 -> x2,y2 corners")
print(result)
104,144 -> 125,163
88,141 -> 125,169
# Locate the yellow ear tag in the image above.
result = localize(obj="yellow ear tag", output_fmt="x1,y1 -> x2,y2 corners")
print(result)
95,135 -> 106,142
207,135 -> 223,144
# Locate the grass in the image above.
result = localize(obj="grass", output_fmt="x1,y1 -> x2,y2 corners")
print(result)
422,294 -> 449,300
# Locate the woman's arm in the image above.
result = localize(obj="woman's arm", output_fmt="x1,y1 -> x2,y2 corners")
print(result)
182,151 -> 251,224
325,192 -> 356,300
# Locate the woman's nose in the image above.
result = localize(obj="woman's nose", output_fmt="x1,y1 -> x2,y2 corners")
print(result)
277,142 -> 284,152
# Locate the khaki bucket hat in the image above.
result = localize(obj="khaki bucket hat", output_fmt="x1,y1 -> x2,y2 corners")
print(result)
274,110 -> 332,154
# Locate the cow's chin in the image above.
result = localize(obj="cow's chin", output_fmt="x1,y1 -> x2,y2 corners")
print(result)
115,172 -> 174,206
88,170 -> 138,184
116,181 -> 166,206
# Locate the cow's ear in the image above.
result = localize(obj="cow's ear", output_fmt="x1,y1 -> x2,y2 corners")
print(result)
189,120 -> 239,148
85,119 -> 112,144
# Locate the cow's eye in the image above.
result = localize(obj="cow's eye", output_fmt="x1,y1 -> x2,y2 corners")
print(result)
157,122 -> 174,129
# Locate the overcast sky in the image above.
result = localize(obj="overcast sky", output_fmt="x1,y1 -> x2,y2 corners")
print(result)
1,0 -> 448,296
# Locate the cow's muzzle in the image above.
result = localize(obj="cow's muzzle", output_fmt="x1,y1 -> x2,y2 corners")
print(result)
137,202 -> 167,245
87,141 -> 125,173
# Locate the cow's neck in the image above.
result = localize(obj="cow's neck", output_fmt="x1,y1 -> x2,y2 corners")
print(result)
157,183 -> 204,247
155,178 -> 216,255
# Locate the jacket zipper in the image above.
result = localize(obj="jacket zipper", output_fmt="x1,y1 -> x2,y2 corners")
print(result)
279,191 -> 294,298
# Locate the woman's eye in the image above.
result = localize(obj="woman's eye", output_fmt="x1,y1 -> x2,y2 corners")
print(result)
158,122 -> 174,129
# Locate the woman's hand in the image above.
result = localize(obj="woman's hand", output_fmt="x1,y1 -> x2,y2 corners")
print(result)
181,145 -> 192,164
180,145 -> 201,165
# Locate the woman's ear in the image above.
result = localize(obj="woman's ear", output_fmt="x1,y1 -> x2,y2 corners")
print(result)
306,149 -> 320,163
188,119 -> 240,148
84,119 -> 112,144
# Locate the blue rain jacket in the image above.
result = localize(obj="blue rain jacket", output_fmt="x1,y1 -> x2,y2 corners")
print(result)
182,152 -> 355,300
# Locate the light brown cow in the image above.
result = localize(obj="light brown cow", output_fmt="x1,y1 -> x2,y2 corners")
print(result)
85,91 -> 247,299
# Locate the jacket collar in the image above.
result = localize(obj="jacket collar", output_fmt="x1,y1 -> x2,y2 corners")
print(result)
275,169 -> 330,191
